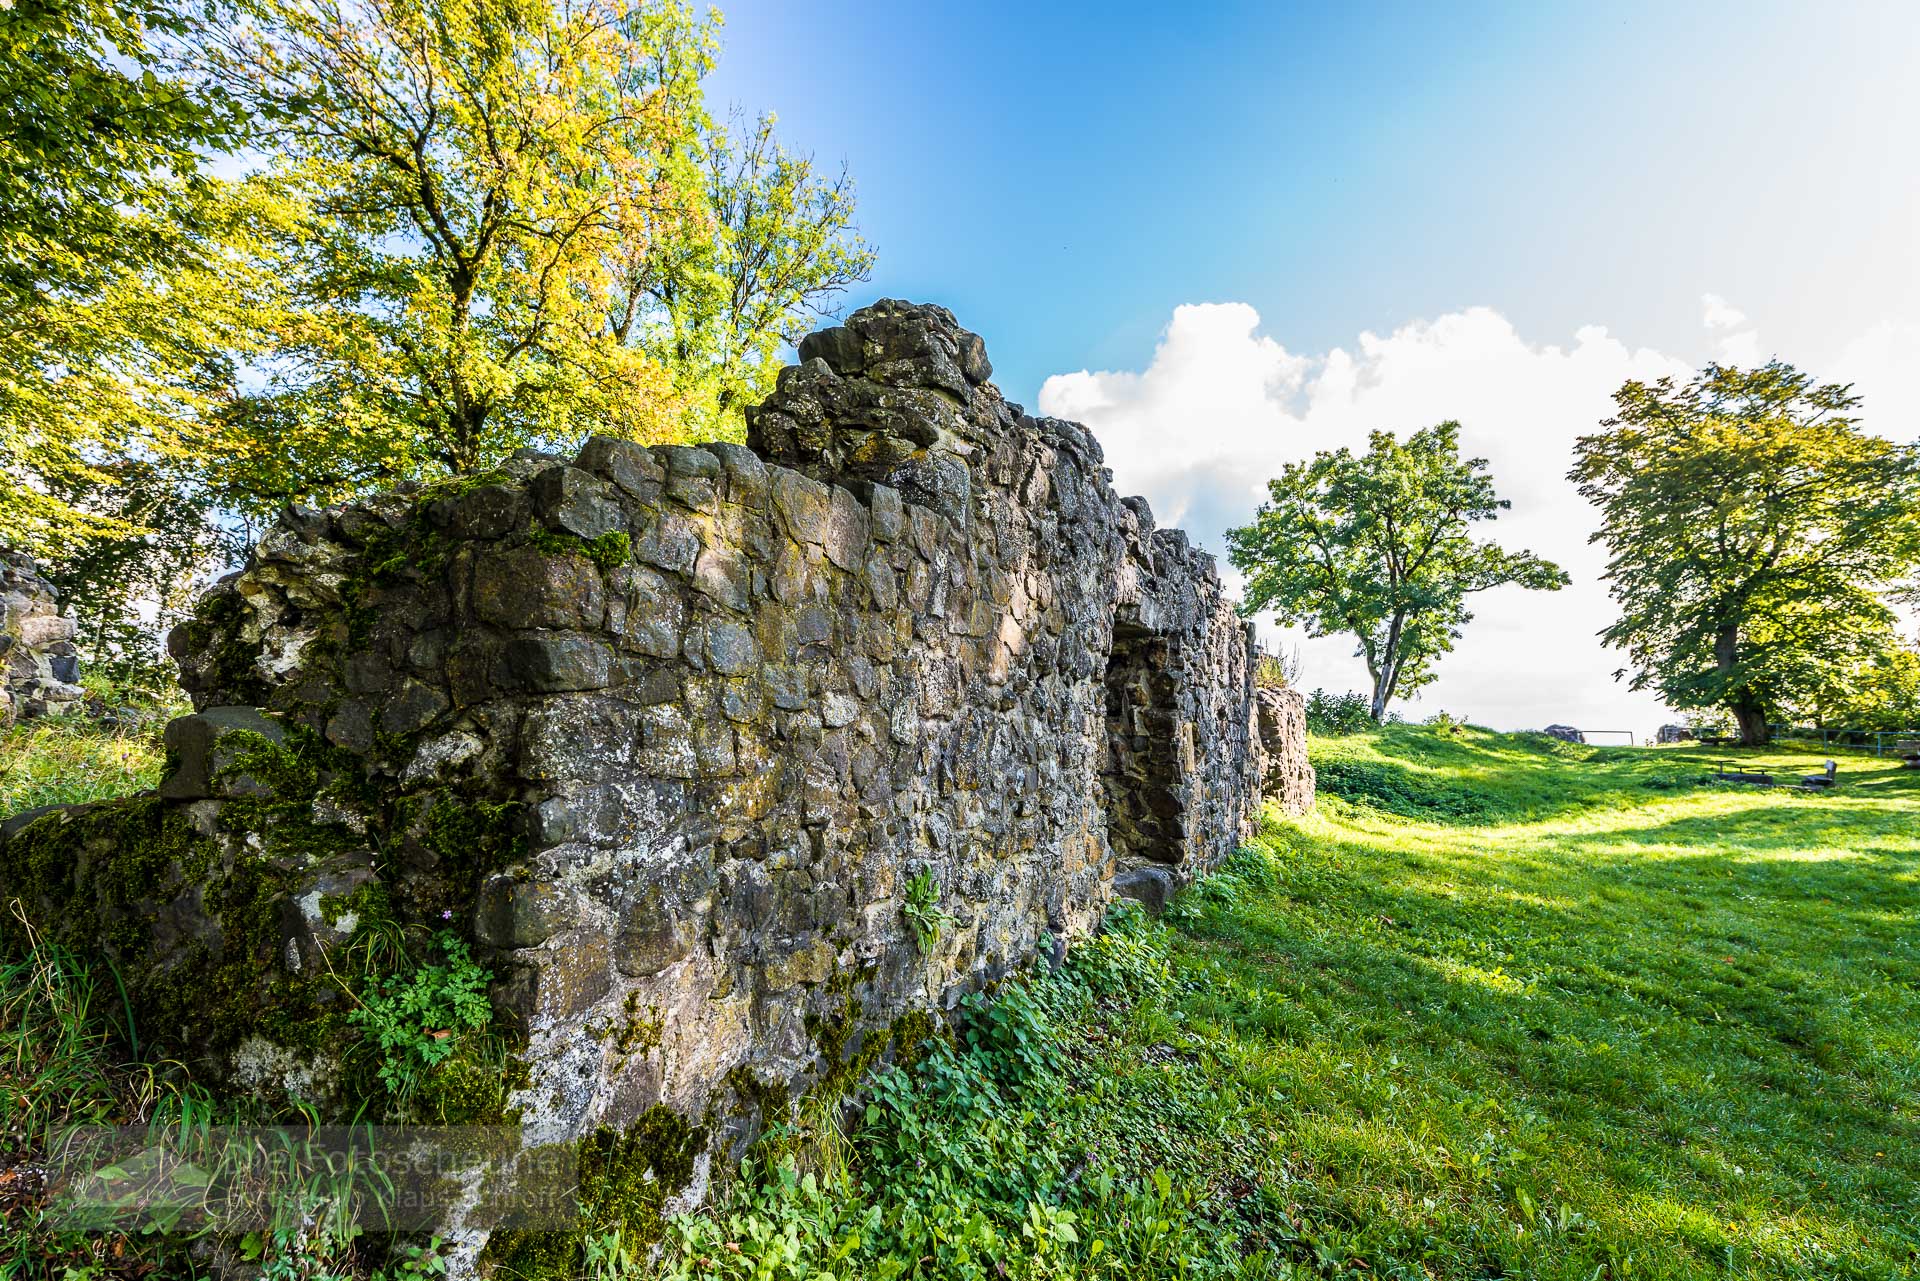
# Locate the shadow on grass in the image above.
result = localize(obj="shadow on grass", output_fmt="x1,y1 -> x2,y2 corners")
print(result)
1168,801 -> 1920,1275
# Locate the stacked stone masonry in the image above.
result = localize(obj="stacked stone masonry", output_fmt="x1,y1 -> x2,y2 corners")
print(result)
1,552 -> 84,724
0,302 -> 1311,1257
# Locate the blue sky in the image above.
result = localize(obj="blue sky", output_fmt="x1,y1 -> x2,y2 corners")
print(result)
707,1 -> 1920,732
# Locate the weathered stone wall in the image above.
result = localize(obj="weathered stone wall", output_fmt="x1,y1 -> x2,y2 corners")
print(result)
1,551 -> 84,724
0,302 -> 1310,1264
1255,687 -> 1316,817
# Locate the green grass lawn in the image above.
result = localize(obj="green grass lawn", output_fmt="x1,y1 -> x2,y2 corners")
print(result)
666,727 -> 1919,1281
1158,728 -> 1920,1278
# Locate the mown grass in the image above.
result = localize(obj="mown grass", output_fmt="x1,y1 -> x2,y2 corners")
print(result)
1163,727 -> 1920,1277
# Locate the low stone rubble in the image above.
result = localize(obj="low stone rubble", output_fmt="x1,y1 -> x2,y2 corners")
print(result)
0,552 -> 84,724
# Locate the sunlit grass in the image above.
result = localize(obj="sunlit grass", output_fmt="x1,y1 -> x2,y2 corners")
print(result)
1147,725 -> 1920,1276
0,714 -> 166,817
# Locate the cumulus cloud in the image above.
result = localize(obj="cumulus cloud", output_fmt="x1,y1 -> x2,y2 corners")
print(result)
1039,304 -> 1698,734
1040,298 -> 1920,733
1702,292 -> 1764,367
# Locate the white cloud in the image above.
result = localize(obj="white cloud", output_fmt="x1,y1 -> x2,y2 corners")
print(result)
1041,299 -> 1920,734
1702,292 -> 1764,367
1828,319 -> 1920,441
1701,293 -> 1748,331
1039,304 -> 1699,735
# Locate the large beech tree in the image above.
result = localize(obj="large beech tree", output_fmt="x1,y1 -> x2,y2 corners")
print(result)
1571,363 -> 1920,746
1229,422 -> 1567,722
202,0 -> 871,509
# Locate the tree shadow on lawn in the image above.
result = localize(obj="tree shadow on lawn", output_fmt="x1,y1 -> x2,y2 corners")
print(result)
1309,730 -> 1920,828
1177,821 -> 1920,1274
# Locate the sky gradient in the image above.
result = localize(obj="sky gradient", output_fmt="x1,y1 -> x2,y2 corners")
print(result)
706,0 -> 1920,734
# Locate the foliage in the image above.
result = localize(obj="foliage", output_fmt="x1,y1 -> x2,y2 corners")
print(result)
196,0 -> 871,514
1572,362 -> 1920,745
1301,688 -> 1375,735
1229,422 -> 1567,722
1782,637 -> 1920,731
901,870 -> 958,954
626,107 -> 875,440
345,930 -> 492,1101
661,727 -> 1920,1279
0,0 -> 247,307
0,0 -> 270,558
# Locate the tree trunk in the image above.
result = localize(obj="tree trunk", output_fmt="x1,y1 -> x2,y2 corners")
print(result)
448,403 -> 489,475
1713,623 -> 1769,746
1370,673 -> 1392,723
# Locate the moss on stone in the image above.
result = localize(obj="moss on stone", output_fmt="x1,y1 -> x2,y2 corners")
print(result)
409,790 -> 528,885
528,527 -> 631,573
480,1105 -> 707,1279
886,1008 -> 948,1073
214,725 -> 377,862
175,588 -> 271,705
413,1040 -> 527,1125
0,795 -> 338,1067
605,990 -> 664,1058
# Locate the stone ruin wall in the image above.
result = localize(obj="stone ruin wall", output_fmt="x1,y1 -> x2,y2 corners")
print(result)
1,552 -> 85,724
0,301 -> 1311,1251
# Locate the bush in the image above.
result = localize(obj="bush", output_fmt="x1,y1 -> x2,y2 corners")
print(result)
1305,688 -> 1375,734
1253,647 -> 1298,689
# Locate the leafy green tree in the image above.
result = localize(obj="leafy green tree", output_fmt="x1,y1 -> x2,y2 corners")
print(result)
202,0 -> 872,509
199,0 -> 716,498
1787,641 -> 1920,733
621,108 -> 874,439
1228,423 -> 1567,723
1571,363 -> 1920,746
0,0 -> 253,555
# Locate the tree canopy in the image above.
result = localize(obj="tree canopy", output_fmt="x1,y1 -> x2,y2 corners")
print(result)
0,0 -> 256,554
199,0 -> 872,511
1,0 -> 873,683
1571,363 -> 1920,745
1228,423 -> 1567,722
